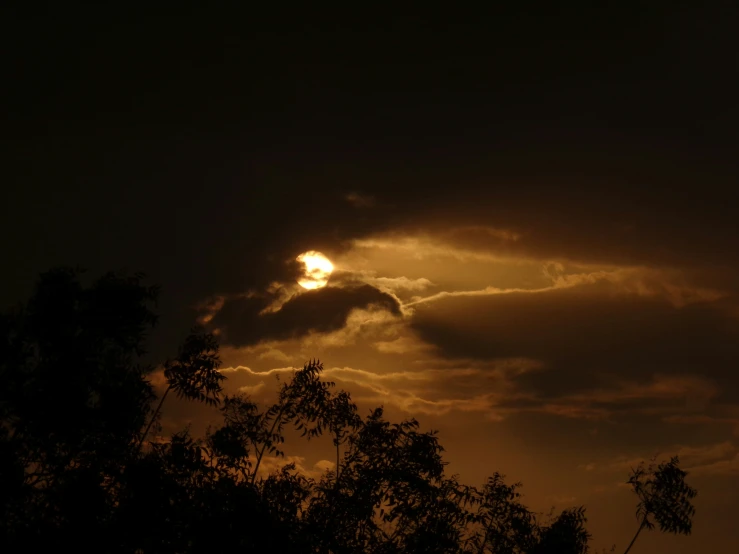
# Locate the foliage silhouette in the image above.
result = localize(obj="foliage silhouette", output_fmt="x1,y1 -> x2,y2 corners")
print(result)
622,456 -> 697,554
0,268 -> 698,554
1,268 -> 159,551
136,330 -> 224,453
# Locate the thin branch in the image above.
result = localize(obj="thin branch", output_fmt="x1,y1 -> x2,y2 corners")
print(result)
136,384 -> 171,454
251,401 -> 289,485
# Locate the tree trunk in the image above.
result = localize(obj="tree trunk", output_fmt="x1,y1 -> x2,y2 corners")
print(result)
623,517 -> 647,554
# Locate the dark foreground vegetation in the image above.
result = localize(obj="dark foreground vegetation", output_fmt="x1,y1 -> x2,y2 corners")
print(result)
0,269 -> 697,553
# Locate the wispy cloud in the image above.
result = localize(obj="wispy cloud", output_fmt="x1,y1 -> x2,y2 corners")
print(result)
195,295 -> 226,324
220,365 -> 296,376
584,441 -> 739,477
373,336 -> 431,354
350,236 -> 521,264
257,348 -> 294,363
318,361 -> 539,418
364,275 -> 434,293
344,192 -> 376,208
405,265 -> 726,309
404,285 -> 554,307
238,381 -> 266,395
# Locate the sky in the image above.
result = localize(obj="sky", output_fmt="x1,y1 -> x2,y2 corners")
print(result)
3,4 -> 739,552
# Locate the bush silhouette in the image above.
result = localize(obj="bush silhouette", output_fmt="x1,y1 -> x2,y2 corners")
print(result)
0,268 -> 697,553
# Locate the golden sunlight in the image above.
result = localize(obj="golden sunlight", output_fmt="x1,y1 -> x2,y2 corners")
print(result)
296,251 -> 334,289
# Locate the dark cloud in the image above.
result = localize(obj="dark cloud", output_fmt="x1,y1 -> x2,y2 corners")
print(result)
3,5 -> 738,356
211,284 -> 401,347
411,282 -> 739,400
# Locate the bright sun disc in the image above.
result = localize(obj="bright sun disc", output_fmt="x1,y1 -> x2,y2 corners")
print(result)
296,251 -> 334,289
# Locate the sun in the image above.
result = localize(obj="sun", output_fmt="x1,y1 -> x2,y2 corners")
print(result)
296,251 -> 334,290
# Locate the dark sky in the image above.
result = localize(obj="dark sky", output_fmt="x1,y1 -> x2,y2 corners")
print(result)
3,4 -> 739,552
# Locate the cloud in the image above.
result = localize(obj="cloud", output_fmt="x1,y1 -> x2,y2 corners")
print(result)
238,381 -> 266,395
445,225 -> 523,243
251,454 -> 334,481
350,235 -> 521,264
568,374 -> 717,406
584,441 -> 739,478
299,305 -> 406,349
219,365 -> 296,377
411,281 -> 739,402
365,275 -> 434,293
316,360 -> 540,417
405,285 -> 553,307
351,388 -> 503,418
663,414 -> 739,437
506,374 -> 720,421
405,264 -> 726,309
543,263 -> 727,308
217,360 -> 719,425
373,336 -> 431,354
675,441 -> 738,469
257,348 -> 293,363
215,358 -> 543,419
195,295 -> 226,324
687,453 -> 739,476
344,192 -> 376,208
210,284 -> 402,347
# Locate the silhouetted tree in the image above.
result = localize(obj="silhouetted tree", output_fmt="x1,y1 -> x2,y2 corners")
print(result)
302,407 -> 458,553
136,331 -> 224,452
532,507 -> 590,554
0,268 -> 159,551
622,456 -> 697,554
250,360 -> 335,484
465,473 -> 537,554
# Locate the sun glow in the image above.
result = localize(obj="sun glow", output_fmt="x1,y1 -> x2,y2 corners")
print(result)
296,251 -> 334,289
